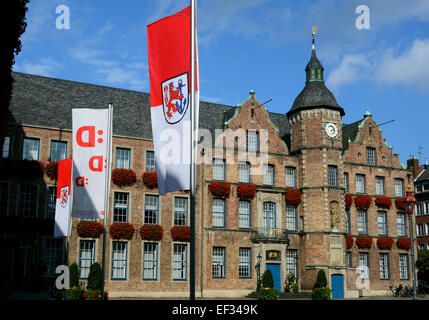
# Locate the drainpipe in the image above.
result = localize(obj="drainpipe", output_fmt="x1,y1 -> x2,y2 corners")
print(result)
200,159 -> 205,298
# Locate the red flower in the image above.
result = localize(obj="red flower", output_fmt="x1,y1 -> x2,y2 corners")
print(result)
236,184 -> 257,200
375,196 -> 392,209
356,236 -> 373,249
396,237 -> 411,250
345,194 -> 354,209
377,237 -> 394,250
354,195 -> 372,210
45,161 -> 58,180
345,235 -> 354,250
112,168 -> 137,187
76,221 -> 103,238
171,226 -> 191,242
395,198 -> 406,211
139,224 -> 163,241
208,181 -> 231,198
109,222 -> 135,240
285,188 -> 302,206
143,172 -> 158,189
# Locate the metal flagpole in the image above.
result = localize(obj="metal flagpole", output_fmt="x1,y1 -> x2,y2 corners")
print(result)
101,103 -> 113,300
190,0 -> 196,301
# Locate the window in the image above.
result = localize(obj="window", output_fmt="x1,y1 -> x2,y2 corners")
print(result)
286,250 -> 298,277
263,164 -> 274,186
347,252 -> 352,267
416,203 -> 423,216
425,202 -> 429,215
417,224 -> 424,237
46,186 -> 56,219
346,209 -> 350,234
79,240 -> 95,279
212,247 -> 225,278
397,213 -> 406,237
285,167 -> 296,188
212,198 -> 225,228
172,244 -> 187,281
328,165 -> 338,187
344,173 -> 349,192
356,174 -> 365,194
0,182 -> 9,216
239,248 -> 251,278
144,195 -> 159,224
2,136 -> 10,158
375,177 -> 385,195
358,253 -> 369,280
379,253 -> 389,280
143,242 -> 158,280
113,192 -> 129,223
357,210 -> 367,235
263,202 -> 276,235
19,240 -> 34,277
43,238 -> 63,277
145,150 -> 155,172
22,138 -> 40,160
17,184 -> 38,217
238,162 -> 250,183
50,141 -> 67,162
367,147 -> 376,166
111,241 -> 127,280
377,211 -> 387,236
426,222 -> 429,236
418,244 -> 425,250
286,205 -> 297,231
395,179 -> 404,197
238,201 -> 250,229
399,254 -> 409,280
300,216 -> 304,232
115,147 -> 131,169
213,159 -> 225,181
246,130 -> 258,152
174,197 -> 188,226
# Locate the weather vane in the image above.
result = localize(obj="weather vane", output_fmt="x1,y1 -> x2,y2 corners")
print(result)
312,26 -> 317,48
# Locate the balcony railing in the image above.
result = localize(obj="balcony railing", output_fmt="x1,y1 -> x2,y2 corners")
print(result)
250,227 -> 290,243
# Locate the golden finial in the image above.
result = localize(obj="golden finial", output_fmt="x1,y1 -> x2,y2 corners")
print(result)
312,26 -> 317,36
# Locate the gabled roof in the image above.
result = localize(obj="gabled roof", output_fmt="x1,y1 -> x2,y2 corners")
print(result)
342,120 -> 361,150
415,167 -> 429,182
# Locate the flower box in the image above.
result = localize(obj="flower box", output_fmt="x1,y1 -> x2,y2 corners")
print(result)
396,237 -> 411,250
395,198 -> 405,212
208,181 -> 231,198
171,226 -> 191,242
139,224 -> 163,241
345,194 -> 354,209
285,188 -> 302,206
112,168 -> 137,187
236,184 -> 257,200
345,235 -> 354,250
76,221 -> 103,238
356,236 -> 373,249
375,196 -> 392,209
45,161 -> 58,180
377,237 -> 394,250
354,195 -> 372,210
143,172 -> 158,189
109,222 -> 135,240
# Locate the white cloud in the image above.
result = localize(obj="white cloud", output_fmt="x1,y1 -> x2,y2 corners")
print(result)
326,54 -> 371,91
15,57 -> 60,77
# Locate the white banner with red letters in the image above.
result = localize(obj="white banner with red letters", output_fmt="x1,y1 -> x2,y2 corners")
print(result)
71,108 -> 112,219
54,158 -> 72,237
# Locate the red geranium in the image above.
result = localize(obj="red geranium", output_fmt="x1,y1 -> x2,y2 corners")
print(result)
236,184 -> 257,200
345,235 -> 354,250
112,168 -> 137,187
45,161 -> 58,180
354,195 -> 372,210
377,237 -> 394,250
208,181 -> 231,198
375,196 -> 392,209
396,237 -> 411,250
345,194 -> 354,209
356,236 -> 373,249
285,188 -> 302,206
76,221 -> 103,238
143,172 -> 158,189
395,198 -> 405,211
171,226 -> 191,242
139,224 -> 163,241
109,222 -> 135,240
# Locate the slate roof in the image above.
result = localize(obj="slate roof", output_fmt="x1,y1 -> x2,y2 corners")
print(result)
342,120 -> 361,151
415,167 -> 429,182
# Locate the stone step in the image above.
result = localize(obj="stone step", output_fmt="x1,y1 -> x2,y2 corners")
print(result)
246,291 -> 312,299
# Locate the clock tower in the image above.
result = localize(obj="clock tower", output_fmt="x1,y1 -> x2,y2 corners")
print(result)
287,29 -> 347,291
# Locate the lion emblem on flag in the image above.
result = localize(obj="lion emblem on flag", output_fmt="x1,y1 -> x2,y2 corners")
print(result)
162,72 -> 189,124
60,186 -> 69,208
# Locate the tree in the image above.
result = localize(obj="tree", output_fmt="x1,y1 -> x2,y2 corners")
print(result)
87,262 -> 103,290
262,269 -> 274,288
69,263 -> 79,288
416,250 -> 429,283
313,269 -> 328,289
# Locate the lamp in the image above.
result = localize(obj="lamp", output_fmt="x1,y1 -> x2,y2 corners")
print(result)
255,253 -> 262,292
403,184 -> 417,300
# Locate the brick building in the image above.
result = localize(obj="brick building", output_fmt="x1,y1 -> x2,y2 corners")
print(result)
0,42 -> 417,298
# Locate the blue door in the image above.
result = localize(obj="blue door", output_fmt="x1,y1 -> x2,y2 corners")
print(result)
331,274 -> 344,299
266,264 -> 281,292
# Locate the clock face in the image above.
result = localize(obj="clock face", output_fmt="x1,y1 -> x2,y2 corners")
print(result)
325,122 -> 338,138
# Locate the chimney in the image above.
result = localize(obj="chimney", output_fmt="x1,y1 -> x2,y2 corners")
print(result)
407,155 -> 424,178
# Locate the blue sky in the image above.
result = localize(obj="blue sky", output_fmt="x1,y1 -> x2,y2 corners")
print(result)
13,0 -> 429,165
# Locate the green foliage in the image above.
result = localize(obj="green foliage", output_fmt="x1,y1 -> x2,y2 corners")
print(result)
262,269 -> 274,288
64,286 -> 84,300
313,269 -> 328,289
311,287 -> 331,300
257,288 -> 279,300
417,250 -> 429,282
285,272 -> 298,292
69,263 -> 79,288
87,262 -> 103,290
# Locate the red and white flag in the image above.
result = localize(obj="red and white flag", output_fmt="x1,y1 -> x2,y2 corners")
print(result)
54,158 -> 72,237
147,6 -> 199,195
71,108 -> 112,219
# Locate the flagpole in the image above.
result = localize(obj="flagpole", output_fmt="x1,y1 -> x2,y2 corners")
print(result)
190,0 -> 196,301
101,103 -> 113,300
